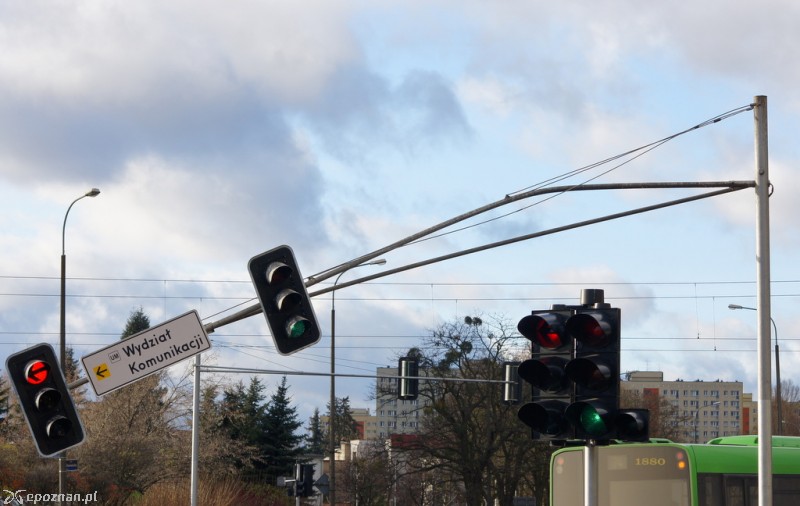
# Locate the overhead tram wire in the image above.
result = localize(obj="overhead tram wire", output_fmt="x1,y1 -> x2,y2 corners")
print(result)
305,103 -> 755,287
406,103 -> 757,244
202,106 -> 757,330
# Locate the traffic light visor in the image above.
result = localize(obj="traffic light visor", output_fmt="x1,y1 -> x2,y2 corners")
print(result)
567,401 -> 611,438
518,356 -> 570,393
286,315 -> 311,339
267,261 -> 292,285
565,358 -> 613,391
518,313 -> 567,349
567,313 -> 612,347
518,400 -> 569,436
25,360 -> 50,385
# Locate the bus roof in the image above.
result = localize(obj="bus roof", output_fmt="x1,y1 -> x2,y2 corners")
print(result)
706,435 -> 800,448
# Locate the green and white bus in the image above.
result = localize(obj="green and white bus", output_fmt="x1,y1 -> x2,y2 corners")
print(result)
550,436 -> 800,506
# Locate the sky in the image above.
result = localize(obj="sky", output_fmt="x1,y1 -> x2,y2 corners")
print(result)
2,0 -> 800,426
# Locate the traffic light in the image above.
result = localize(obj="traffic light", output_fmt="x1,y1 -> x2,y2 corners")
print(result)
398,356 -> 419,401
616,408 -> 650,442
5,343 -> 85,457
248,245 -> 321,355
294,463 -> 315,497
502,361 -> 522,404
564,308 -> 620,440
516,310 -> 574,440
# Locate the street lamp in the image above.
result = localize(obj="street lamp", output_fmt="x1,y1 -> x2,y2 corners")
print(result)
329,258 -> 385,506
694,401 -> 720,444
59,188 -> 100,501
728,303 -> 783,435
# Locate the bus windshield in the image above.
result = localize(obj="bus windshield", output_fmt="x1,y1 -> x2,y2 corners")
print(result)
552,445 -> 691,506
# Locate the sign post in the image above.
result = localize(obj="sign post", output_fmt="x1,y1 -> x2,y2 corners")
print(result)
82,310 -> 211,396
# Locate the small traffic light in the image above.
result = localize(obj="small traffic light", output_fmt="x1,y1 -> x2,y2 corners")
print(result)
5,343 -> 85,457
517,310 -> 574,440
564,308 -> 620,440
398,357 -> 419,401
502,361 -> 522,404
294,463 -> 315,497
616,409 -> 650,442
248,245 -> 321,355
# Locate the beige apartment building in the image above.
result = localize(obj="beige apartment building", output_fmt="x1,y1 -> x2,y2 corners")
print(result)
623,371 -> 747,442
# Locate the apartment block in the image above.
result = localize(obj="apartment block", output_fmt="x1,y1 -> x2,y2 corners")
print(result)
623,371 -> 745,442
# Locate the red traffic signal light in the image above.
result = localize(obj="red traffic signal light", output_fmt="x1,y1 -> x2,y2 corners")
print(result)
5,344 -> 85,457
248,245 -> 321,355
25,360 -> 51,385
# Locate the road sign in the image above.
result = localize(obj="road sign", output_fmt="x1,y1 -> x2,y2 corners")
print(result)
81,310 -> 211,396
65,459 -> 78,472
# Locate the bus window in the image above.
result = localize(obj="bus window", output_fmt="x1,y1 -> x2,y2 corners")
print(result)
723,477 -> 746,506
776,476 -> 800,506
552,451 -> 584,506
697,474 -> 723,506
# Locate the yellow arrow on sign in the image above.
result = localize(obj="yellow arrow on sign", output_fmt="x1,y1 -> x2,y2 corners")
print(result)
94,364 -> 110,380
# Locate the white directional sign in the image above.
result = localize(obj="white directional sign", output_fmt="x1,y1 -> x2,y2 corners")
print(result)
81,310 -> 211,396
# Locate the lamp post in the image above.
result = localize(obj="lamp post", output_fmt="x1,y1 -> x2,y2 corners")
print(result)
59,188 -> 100,502
329,258 -> 385,506
694,401 -> 720,444
728,303 -> 783,435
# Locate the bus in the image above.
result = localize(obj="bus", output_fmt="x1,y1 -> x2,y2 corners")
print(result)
550,436 -> 800,506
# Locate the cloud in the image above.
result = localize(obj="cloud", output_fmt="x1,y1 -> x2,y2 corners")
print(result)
0,0 -> 358,183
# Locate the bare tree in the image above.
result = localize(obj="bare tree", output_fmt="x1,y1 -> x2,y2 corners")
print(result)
389,315 -> 551,506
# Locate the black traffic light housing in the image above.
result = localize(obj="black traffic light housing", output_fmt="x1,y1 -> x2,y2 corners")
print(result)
248,245 -> 321,355
516,291 -> 645,443
616,408 -> 650,442
5,343 -> 85,457
398,356 -> 419,400
294,463 -> 315,497
564,308 -> 620,440
517,310 -> 575,440
502,361 -> 522,404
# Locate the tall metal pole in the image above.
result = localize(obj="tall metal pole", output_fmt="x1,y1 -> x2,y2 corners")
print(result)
190,354 -> 201,506
59,188 -> 100,505
583,444 -> 597,506
329,259 -> 385,505
753,95 -> 772,506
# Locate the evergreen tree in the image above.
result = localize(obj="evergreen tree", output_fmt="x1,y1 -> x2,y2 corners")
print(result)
305,408 -> 325,455
262,376 -> 303,482
121,307 -> 151,338
327,395 -> 359,444
220,377 -> 269,473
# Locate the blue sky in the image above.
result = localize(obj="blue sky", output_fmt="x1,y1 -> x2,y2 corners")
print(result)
2,0 -> 799,423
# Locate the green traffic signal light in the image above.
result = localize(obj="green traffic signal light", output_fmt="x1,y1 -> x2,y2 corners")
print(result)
567,401 -> 614,438
579,405 -> 608,436
287,316 -> 310,339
